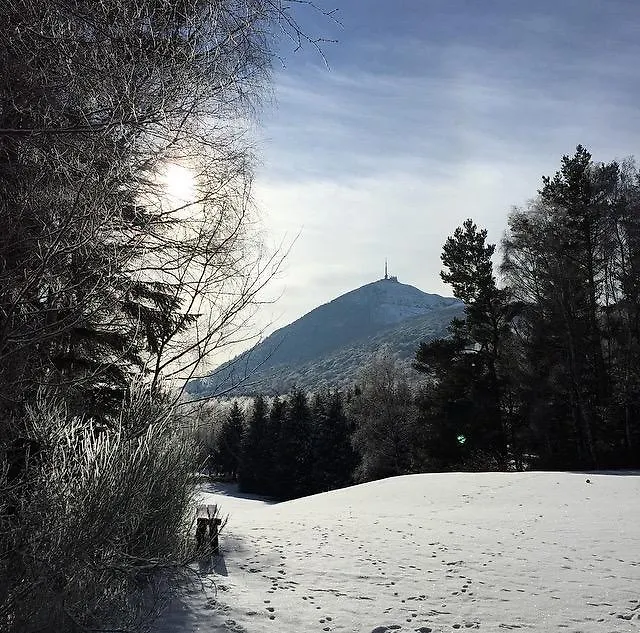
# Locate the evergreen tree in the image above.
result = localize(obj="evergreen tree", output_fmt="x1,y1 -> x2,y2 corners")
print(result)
323,390 -> 356,490
502,148 -> 640,468
411,147 -> 640,472
310,391 -> 330,492
538,146 -> 608,466
415,220 -> 512,468
239,396 -> 269,494
216,401 -> 245,480
275,390 -> 312,499
264,396 -> 286,496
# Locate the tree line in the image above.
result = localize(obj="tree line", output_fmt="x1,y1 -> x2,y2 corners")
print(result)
210,146 -> 640,500
417,146 -> 640,471
213,390 -> 357,499
208,353 -> 424,499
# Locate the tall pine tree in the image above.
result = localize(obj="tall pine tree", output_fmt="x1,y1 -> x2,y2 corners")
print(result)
416,220 -> 512,468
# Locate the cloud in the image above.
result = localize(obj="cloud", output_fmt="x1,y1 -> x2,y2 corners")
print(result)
254,158 -> 542,330
262,34 -> 638,183
244,2 -> 640,344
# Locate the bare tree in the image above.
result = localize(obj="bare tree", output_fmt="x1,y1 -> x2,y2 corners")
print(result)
0,0 -> 331,419
0,1 -> 334,631
350,350 -> 419,482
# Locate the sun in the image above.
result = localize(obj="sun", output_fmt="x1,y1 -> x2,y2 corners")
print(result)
163,163 -> 196,204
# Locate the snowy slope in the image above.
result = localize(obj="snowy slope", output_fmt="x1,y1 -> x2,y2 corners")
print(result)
155,472 -> 640,633
189,278 -> 461,396
253,303 -> 464,393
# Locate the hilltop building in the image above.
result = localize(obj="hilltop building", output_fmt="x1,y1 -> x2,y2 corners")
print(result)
383,259 -> 398,282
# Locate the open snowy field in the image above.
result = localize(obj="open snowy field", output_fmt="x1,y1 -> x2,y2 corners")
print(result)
155,472 -> 640,633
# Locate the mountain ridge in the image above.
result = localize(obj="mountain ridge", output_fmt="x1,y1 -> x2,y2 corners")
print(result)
188,276 -> 462,396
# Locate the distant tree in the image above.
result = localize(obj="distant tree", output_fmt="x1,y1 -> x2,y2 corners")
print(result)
350,352 -> 418,482
239,396 -> 269,494
216,401 -> 245,480
323,390 -> 357,489
309,391 -> 329,491
310,390 -> 355,492
275,389 -> 312,499
264,395 -> 287,496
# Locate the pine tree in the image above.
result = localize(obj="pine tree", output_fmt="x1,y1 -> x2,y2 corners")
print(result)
502,148 -> 640,468
323,390 -> 356,490
216,401 -> 245,480
265,396 -> 286,496
415,220 -> 511,468
310,391 -> 329,492
239,396 -> 269,494
275,390 -> 312,499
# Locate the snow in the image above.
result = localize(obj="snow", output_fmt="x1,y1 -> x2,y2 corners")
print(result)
154,472 -> 640,632
334,279 -> 459,327
196,279 -> 463,396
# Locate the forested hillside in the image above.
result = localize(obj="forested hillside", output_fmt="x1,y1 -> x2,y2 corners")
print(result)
188,279 -> 461,396
204,147 -> 640,503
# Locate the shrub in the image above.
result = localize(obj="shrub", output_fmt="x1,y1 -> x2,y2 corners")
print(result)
0,385 -> 198,633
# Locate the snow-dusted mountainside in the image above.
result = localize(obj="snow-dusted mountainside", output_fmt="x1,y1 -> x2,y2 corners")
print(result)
248,302 -> 464,393
155,472 -> 640,633
189,278 -> 462,396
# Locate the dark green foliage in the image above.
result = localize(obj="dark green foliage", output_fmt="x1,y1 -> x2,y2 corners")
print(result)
238,396 -> 270,494
415,220 -> 512,469
265,396 -> 287,496
274,389 -> 313,499
501,147 -> 640,468
441,219 -> 497,305
232,148 -> 640,484
312,390 -> 356,491
215,401 -> 245,480
237,390 -> 356,500
414,146 -> 640,472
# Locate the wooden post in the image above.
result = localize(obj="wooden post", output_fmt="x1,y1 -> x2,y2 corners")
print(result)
211,517 -> 222,555
196,504 -> 222,554
195,516 -> 209,547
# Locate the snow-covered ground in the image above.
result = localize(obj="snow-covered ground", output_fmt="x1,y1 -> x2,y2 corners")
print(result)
155,472 -> 640,633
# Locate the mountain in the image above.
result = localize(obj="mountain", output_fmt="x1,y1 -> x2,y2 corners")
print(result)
188,276 -> 463,396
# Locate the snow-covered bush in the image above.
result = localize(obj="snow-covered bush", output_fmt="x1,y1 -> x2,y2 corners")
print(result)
350,351 -> 420,482
0,386 -> 198,633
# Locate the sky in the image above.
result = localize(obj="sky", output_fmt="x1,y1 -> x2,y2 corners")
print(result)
247,0 -> 640,343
